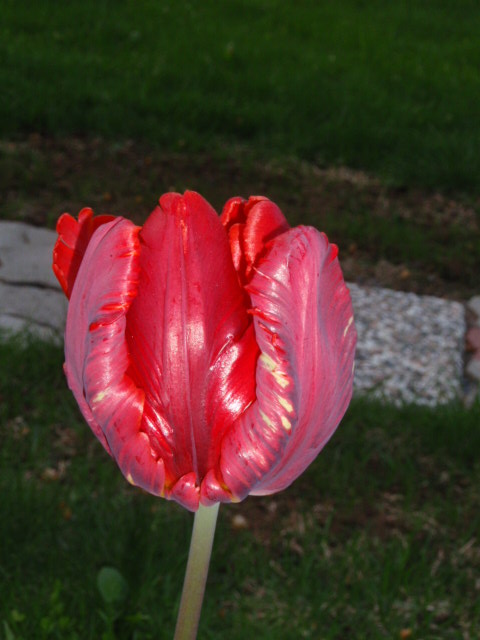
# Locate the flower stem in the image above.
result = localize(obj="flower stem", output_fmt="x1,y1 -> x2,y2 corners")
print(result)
173,503 -> 220,640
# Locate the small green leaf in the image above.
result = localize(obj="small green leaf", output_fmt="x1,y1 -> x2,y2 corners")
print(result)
10,610 -> 25,624
97,567 -> 128,605
3,621 -> 15,640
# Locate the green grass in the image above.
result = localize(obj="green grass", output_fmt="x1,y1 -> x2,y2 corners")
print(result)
2,0 -> 480,193
1,336 -> 480,639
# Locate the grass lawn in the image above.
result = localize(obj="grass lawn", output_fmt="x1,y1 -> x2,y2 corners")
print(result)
1,336 -> 479,639
1,2 -> 480,637
1,0 -> 480,193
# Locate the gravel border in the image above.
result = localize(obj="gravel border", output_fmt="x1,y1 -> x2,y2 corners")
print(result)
349,283 -> 466,407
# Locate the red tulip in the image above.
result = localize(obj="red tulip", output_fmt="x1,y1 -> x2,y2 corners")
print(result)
53,192 -> 356,511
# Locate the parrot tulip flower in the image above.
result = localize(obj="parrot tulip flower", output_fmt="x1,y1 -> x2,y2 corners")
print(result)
53,192 -> 356,512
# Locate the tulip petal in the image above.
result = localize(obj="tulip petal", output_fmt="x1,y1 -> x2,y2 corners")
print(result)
126,192 -> 258,500
218,226 -> 356,500
242,198 -> 290,276
64,218 -> 167,496
221,196 -> 289,283
170,472 -> 200,512
53,208 -> 115,298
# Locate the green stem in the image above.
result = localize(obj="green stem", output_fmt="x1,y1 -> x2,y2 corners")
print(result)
173,503 -> 220,640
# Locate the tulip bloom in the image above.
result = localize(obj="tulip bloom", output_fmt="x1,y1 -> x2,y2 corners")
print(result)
53,192 -> 356,512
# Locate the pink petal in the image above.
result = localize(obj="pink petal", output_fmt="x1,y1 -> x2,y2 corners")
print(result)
218,226 -> 357,500
221,196 -> 245,228
221,196 -> 290,283
64,218 -> 166,496
242,198 -> 290,276
125,192 -> 258,504
53,208 -> 115,298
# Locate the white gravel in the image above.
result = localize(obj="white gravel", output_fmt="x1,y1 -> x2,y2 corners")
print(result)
349,283 -> 466,406
0,222 -> 470,407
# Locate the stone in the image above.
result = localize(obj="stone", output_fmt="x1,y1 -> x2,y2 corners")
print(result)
467,296 -> 480,323
466,356 -> 480,383
348,283 -> 465,407
0,221 -> 59,289
0,282 -> 67,335
0,314 -> 62,344
0,220 -> 474,405
231,514 -> 249,530
466,326 -> 480,352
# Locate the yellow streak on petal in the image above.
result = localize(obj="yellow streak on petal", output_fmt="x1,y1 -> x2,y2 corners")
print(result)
92,390 -> 107,405
260,352 -> 276,371
260,409 -> 273,427
281,415 -> 292,431
260,352 -> 290,388
126,473 -> 136,486
272,370 -> 290,389
278,396 -> 294,414
343,315 -> 354,338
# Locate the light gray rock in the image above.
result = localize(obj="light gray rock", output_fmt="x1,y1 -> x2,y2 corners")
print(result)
0,282 -> 67,332
0,314 -> 62,344
0,221 -> 59,289
466,357 -> 480,383
0,221 -> 473,405
467,296 -> 480,323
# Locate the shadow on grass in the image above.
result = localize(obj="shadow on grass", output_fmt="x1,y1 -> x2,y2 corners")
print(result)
1,336 -> 479,638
